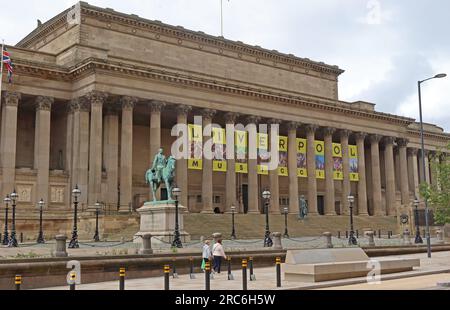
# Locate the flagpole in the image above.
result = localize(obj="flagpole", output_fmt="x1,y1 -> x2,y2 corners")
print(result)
220,0 -> 224,37
0,40 -> 4,112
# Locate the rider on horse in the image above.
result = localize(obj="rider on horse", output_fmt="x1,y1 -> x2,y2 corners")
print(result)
152,148 -> 166,182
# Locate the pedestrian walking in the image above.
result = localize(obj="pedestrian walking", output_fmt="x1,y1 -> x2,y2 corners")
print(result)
212,239 -> 227,273
201,240 -> 212,271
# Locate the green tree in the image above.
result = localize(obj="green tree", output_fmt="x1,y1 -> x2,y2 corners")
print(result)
420,144 -> 450,225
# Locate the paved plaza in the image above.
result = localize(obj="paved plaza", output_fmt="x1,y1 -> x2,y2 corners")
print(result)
35,251 -> 450,290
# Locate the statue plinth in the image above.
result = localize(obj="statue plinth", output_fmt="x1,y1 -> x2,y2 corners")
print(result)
134,201 -> 191,245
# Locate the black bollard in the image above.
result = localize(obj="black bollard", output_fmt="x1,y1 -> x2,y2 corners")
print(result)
346,231 -> 349,239
242,259 -> 248,291
356,230 -> 359,238
227,256 -> 234,280
276,258 -> 282,288
164,265 -> 170,290
172,259 -> 179,279
338,231 -> 341,239
119,267 -> 125,290
69,272 -> 76,291
15,275 -> 22,291
249,257 -> 256,281
378,230 -> 381,239
189,257 -> 196,280
205,261 -> 211,291
388,231 -> 391,239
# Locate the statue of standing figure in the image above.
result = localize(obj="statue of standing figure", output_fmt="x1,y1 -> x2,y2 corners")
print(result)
145,148 -> 176,202
299,195 -> 308,220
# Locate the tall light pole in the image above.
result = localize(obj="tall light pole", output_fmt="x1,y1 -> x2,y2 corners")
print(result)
418,73 -> 447,258
230,205 -> 237,240
172,187 -> 183,248
93,202 -> 101,242
69,185 -> 81,249
36,199 -> 45,244
3,195 -> 11,245
283,207 -> 289,238
8,190 -> 18,248
414,198 -> 423,244
262,190 -> 273,247
348,195 -> 357,246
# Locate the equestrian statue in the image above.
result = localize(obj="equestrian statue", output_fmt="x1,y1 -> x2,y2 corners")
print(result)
145,148 -> 176,202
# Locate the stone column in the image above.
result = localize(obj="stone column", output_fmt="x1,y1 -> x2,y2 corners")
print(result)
104,105 -> 120,207
356,132 -> 368,215
419,150 -> 430,184
65,105 -> 74,196
384,137 -> 396,216
269,119 -> 281,214
370,135 -> 383,216
397,138 -> 410,205
176,105 -> 191,208
120,96 -> 137,212
201,109 -> 216,213
34,96 -> 53,204
430,152 -> 439,188
0,92 -> 20,199
306,125 -> 318,215
408,148 -> 420,198
149,101 -> 165,166
424,151 -> 431,184
288,122 -> 300,214
247,116 -> 261,214
87,91 -> 108,206
224,112 -> 239,213
340,130 -> 351,215
324,127 -> 336,215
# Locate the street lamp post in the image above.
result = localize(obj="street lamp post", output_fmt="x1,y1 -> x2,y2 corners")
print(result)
8,190 -> 18,248
418,73 -> 447,258
414,198 -> 423,244
283,207 -> 289,238
36,199 -> 45,244
230,206 -> 237,240
348,195 -> 357,246
2,196 -> 11,245
172,187 -> 183,248
93,202 -> 101,242
69,185 -> 81,249
262,190 -> 273,247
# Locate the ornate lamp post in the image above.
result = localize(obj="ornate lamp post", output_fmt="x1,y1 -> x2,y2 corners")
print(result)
414,198 -> 423,244
8,190 -> 18,248
2,195 -> 11,245
36,199 -> 45,244
93,202 -> 101,242
69,185 -> 81,249
418,73 -> 446,258
171,187 -> 183,248
348,195 -> 357,246
283,207 -> 289,238
262,190 -> 273,247
230,205 -> 237,240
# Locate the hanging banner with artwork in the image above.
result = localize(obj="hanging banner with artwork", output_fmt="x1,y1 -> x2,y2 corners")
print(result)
297,138 -> 308,178
315,141 -> 325,179
349,145 -> 359,181
257,133 -> 269,175
212,127 -> 227,172
188,124 -> 203,170
333,143 -> 343,180
278,136 -> 288,176
235,130 -> 248,174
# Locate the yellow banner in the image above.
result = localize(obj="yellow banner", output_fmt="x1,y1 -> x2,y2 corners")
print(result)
257,133 -> 268,150
278,166 -> 288,177
315,141 -> 325,179
297,168 -> 307,178
258,165 -> 269,175
212,128 -> 226,145
188,124 -> 202,142
236,163 -> 248,174
333,143 -> 343,180
297,138 -> 307,153
213,160 -> 227,172
235,130 -> 247,148
297,138 -> 307,178
188,159 -> 202,170
278,136 -> 288,152
349,145 -> 359,182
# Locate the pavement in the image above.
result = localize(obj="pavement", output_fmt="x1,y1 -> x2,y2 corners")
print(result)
35,251 -> 450,290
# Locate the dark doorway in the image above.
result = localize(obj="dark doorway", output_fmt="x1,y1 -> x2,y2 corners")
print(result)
335,201 -> 341,215
242,184 -> 249,214
161,188 -> 168,201
318,196 -> 325,215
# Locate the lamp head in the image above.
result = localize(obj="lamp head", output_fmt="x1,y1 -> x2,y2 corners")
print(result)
348,195 -> 355,204
434,73 -> 447,79
283,207 -> 289,214
10,190 -> 18,200
72,185 -> 81,197
231,205 -> 236,212
95,201 -> 102,210
4,195 -> 11,204
414,199 -> 420,207
262,190 -> 271,200
172,187 -> 181,198
38,199 -> 45,208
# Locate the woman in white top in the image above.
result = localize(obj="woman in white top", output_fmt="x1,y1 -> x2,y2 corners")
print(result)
212,239 -> 227,273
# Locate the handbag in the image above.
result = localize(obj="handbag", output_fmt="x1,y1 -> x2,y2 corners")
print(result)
201,259 -> 206,270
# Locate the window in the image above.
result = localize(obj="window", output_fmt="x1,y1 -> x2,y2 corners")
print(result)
196,195 -> 202,203
214,196 -> 221,204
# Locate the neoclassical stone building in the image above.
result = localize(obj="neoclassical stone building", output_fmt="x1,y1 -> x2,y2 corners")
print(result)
1,2 -> 448,223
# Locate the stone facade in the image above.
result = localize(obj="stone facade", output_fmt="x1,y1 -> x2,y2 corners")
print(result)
0,2 -> 448,222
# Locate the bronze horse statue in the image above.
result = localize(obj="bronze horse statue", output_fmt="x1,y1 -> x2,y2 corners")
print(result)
145,156 -> 176,202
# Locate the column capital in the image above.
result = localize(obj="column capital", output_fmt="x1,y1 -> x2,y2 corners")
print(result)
287,121 -> 301,131
224,112 -> 240,124
421,149 -> 430,157
86,91 -> 108,107
305,124 -> 319,134
149,100 -> 166,113
396,138 -> 409,148
3,91 -> 21,107
105,106 -> 119,116
355,132 -> 367,141
246,115 -> 261,125
69,97 -> 90,113
383,136 -> 396,145
339,129 -> 351,139
201,109 -> 217,121
369,134 -> 382,144
268,118 -> 282,125
323,127 -> 336,137
35,96 -> 54,111
408,148 -> 418,156
176,104 -> 192,117
120,96 -> 138,110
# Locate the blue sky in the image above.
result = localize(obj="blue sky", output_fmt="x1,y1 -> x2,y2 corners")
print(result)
1,0 -> 449,131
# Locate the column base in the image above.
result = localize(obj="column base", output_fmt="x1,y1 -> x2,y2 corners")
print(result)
247,211 -> 261,214
200,210 -> 215,214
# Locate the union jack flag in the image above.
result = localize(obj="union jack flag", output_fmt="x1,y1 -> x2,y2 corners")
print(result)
2,47 -> 13,83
